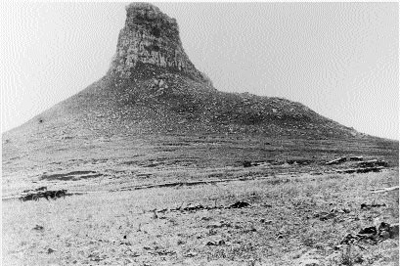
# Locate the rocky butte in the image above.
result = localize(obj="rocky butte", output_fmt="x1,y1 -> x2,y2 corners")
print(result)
3,3 -> 360,139
2,3 -> 398,194
111,3 -> 208,83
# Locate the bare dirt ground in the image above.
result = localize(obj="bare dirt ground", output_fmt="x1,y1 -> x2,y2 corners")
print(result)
3,167 -> 398,266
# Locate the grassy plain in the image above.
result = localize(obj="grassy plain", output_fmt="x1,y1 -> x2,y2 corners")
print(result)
3,133 -> 399,265
3,167 -> 398,265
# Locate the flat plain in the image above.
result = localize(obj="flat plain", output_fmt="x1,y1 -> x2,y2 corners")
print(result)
2,135 -> 399,266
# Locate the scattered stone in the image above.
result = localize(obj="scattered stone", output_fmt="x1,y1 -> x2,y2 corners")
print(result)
146,162 -> 160,167
314,211 -> 336,221
152,249 -> 176,256
207,221 -> 231,228
286,159 -> 312,165
360,203 -> 386,210
389,224 -> 399,238
183,204 -> 205,211
326,157 -> 347,165
239,160 -> 265,167
340,234 -> 359,245
276,232 -> 285,239
245,226 -> 257,232
151,201 -> 252,214
229,201 -> 250,209
372,186 -> 399,193
331,208 -> 351,214
378,222 -> 399,240
318,212 -> 336,221
342,208 -> 351,213
33,225 -> 44,231
20,189 -> 68,202
151,209 -> 158,219
47,248 -> 56,254
336,166 -> 384,174
311,172 -> 323,175
205,239 -> 225,246
349,156 -> 363,161
157,208 -> 168,213
299,259 -> 320,266
185,251 -> 198,257
207,222 -> 223,228
19,193 -> 40,202
341,222 -> 399,245
357,159 -> 388,168
40,171 -> 102,181
243,161 -> 252,168
358,226 -> 377,236
137,173 -> 152,179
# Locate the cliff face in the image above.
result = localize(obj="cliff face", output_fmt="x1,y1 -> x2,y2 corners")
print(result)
110,3 -> 206,83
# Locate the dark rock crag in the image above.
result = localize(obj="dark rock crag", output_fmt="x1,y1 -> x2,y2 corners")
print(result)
110,3 -> 209,84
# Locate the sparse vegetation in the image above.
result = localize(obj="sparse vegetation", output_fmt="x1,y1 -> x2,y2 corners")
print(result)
2,168 -> 398,265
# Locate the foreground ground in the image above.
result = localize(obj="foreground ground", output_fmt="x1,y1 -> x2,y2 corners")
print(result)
3,167 -> 398,266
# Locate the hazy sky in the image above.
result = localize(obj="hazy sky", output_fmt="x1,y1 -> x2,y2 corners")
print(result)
1,2 -> 398,139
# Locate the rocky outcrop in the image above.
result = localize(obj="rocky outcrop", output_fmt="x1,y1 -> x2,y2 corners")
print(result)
110,3 -> 207,83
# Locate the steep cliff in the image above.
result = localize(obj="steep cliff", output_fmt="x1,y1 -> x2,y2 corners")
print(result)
110,3 -> 208,84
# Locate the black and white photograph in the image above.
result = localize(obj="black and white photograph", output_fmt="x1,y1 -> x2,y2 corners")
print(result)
1,1 -> 399,265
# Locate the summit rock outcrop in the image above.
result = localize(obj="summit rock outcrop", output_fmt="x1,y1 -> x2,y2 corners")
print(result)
110,3 -> 208,83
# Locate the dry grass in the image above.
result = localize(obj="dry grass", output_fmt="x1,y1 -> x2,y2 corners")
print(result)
3,168 -> 398,265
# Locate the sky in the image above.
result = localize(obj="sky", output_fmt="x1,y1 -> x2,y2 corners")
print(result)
1,2 -> 399,140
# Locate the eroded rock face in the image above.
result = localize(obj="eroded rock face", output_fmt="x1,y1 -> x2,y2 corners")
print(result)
110,3 -> 206,83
